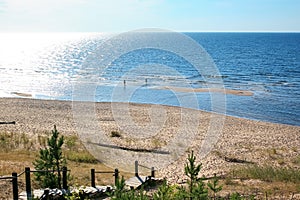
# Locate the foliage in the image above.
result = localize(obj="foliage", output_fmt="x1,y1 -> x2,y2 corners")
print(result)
293,155 -> 300,165
0,132 -> 11,151
207,173 -> 223,199
229,192 -> 243,200
64,135 -> 99,164
185,151 -> 202,186
65,135 -> 78,151
153,179 -> 175,200
184,150 -> 208,200
109,176 -> 149,200
111,176 -> 127,199
228,192 -> 255,200
33,125 -> 67,189
66,151 -> 98,163
234,165 -> 300,184
0,131 -> 32,151
65,189 -> 87,200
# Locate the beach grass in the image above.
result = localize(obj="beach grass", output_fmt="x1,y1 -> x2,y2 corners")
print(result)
293,155 -> 300,165
233,165 -> 300,184
215,165 -> 300,197
65,151 -> 98,164
0,131 -> 132,187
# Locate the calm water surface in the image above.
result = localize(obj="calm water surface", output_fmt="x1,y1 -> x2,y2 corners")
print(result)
0,32 -> 299,126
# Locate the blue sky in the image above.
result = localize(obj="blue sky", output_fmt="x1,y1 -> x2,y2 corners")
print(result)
0,0 -> 299,32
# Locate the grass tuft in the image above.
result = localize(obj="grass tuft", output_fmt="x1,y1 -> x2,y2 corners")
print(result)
292,156 -> 300,166
66,151 -> 98,164
234,165 -> 300,184
65,135 -> 79,150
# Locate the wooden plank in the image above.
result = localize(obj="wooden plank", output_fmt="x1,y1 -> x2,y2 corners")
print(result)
0,121 -> 15,125
125,176 -> 148,189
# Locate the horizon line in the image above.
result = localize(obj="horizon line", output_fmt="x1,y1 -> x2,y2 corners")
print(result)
0,30 -> 300,34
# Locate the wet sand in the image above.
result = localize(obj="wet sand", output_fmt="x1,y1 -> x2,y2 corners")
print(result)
158,86 -> 254,96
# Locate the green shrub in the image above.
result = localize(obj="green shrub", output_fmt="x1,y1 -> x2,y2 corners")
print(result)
153,179 -> 174,200
229,192 -> 243,200
110,176 -> 149,200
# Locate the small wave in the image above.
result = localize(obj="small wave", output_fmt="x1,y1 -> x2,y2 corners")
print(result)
188,74 -> 201,79
271,80 -> 293,86
202,74 -> 228,79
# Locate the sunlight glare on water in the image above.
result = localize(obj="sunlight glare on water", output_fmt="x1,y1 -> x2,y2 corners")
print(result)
0,32 -> 104,98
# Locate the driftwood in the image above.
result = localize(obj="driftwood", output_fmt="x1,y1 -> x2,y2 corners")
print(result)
0,121 -> 16,125
88,142 -> 170,155
224,156 -> 254,164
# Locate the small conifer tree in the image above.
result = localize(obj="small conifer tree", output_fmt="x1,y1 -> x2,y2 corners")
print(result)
33,125 -> 66,189
207,173 -> 223,199
184,150 -> 208,200
185,151 -> 201,196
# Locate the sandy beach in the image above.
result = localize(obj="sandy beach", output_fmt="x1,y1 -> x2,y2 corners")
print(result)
0,97 -> 299,183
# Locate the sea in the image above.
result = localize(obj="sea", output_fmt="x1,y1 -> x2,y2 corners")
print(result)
0,32 -> 299,126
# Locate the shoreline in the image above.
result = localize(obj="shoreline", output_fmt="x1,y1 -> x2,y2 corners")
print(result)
0,97 -> 299,182
1,95 -> 298,127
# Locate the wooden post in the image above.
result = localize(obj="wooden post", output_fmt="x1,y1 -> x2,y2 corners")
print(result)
135,160 -> 138,177
151,167 -> 155,178
25,167 -> 32,199
44,189 -> 49,200
114,168 -> 119,185
91,169 -> 95,187
12,172 -> 18,200
62,167 -> 68,190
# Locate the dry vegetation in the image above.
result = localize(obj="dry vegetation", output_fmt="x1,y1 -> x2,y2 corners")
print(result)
1,130 -> 300,199
0,131 -> 132,199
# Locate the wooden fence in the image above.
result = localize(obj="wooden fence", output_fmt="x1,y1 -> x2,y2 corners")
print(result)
135,160 -> 155,178
0,167 -> 68,200
0,161 -> 155,200
90,168 -> 119,188
0,172 -> 18,200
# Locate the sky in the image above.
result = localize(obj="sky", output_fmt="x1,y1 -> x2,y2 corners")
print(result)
0,0 -> 299,32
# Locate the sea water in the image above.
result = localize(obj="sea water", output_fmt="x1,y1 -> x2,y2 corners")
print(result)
0,32 -> 299,126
